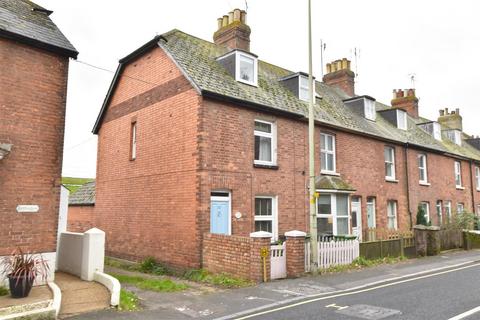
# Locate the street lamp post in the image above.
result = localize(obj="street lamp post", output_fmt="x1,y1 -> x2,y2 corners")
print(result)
308,0 -> 318,272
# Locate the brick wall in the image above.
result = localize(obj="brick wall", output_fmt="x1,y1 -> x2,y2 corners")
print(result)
202,233 -> 270,282
0,37 -> 69,255
67,206 -> 95,233
94,46 -> 202,269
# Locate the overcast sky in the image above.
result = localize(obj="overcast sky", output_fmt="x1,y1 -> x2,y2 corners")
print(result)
36,0 -> 480,178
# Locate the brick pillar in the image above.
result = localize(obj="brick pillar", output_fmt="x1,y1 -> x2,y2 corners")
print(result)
285,230 -> 307,278
249,231 -> 272,282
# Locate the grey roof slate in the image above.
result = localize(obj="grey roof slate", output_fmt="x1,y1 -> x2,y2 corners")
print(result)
158,29 -> 480,162
69,181 -> 95,206
0,0 -> 77,57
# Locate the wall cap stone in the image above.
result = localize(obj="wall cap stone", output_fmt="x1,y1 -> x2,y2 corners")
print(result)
250,231 -> 272,238
85,228 -> 105,235
413,225 -> 440,231
285,230 -> 307,237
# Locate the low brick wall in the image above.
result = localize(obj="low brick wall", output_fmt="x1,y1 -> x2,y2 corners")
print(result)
68,205 -> 95,233
202,233 -> 271,282
463,230 -> 480,250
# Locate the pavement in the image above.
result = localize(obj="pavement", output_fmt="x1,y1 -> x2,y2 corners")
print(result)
55,272 -> 110,318
70,249 -> 480,320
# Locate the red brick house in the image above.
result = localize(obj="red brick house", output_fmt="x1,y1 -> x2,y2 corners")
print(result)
90,9 -> 480,269
0,0 -> 77,278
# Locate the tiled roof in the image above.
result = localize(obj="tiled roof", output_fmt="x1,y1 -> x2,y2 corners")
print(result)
0,0 -> 77,57
159,29 -> 480,161
315,175 -> 356,191
69,181 -> 95,206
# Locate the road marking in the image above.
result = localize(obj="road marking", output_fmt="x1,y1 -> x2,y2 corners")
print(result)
234,262 -> 480,319
325,303 -> 349,310
448,306 -> 480,320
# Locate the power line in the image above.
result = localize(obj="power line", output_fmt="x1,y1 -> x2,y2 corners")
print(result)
74,59 -> 160,87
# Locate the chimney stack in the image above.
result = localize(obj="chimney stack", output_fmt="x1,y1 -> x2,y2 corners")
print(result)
438,108 -> 463,131
213,9 -> 251,51
391,89 -> 419,118
323,58 -> 355,97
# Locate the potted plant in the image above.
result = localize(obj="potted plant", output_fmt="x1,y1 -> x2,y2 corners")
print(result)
1,248 -> 49,298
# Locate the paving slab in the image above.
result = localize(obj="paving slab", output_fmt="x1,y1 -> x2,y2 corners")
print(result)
55,272 -> 110,318
0,285 -> 52,317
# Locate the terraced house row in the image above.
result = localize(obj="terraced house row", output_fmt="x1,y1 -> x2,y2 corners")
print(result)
83,9 -> 480,269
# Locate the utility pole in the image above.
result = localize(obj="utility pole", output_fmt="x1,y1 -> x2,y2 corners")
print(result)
308,0 -> 318,272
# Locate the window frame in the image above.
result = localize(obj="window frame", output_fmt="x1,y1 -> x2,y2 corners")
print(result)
445,201 -> 452,223
420,202 -> 430,223
130,121 -> 137,161
320,133 -> 337,174
254,196 -> 278,241
433,122 -> 442,141
235,51 -> 258,86
396,109 -> 407,130
298,75 -> 312,102
364,98 -> 376,121
436,200 -> 443,226
454,161 -> 463,188
366,197 -> 376,229
418,154 -> 428,184
254,119 -> 277,166
384,146 -> 396,181
316,193 -> 351,236
387,200 -> 398,230
476,166 -> 480,191
457,203 -> 465,214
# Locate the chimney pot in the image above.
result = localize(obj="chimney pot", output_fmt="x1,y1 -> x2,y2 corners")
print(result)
228,11 -> 234,24
217,18 -> 223,30
455,108 -> 460,115
323,58 -> 355,96
222,15 -> 229,27
439,109 -> 445,116
241,10 -> 247,23
233,9 -> 241,22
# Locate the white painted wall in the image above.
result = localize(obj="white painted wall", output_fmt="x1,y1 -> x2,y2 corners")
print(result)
57,228 -> 105,281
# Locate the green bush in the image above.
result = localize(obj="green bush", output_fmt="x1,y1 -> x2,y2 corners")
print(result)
138,257 -> 168,275
0,286 -> 8,296
455,211 -> 476,230
416,205 -> 428,226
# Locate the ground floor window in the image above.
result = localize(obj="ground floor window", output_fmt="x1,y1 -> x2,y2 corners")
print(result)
420,202 -> 430,224
436,200 -> 443,225
445,201 -> 452,223
387,201 -> 398,230
254,196 -> 278,241
317,193 -> 350,236
477,205 -> 480,215
366,197 -> 376,229
457,203 -> 465,214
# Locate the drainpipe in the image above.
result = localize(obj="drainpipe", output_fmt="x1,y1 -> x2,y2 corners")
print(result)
404,143 -> 413,229
469,160 -> 476,212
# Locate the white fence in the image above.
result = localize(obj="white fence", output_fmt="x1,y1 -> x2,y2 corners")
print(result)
270,243 -> 286,280
305,239 -> 360,271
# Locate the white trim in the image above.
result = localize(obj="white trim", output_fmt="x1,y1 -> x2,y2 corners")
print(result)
457,203 -> 465,214
254,196 -> 278,241
299,75 -> 312,102
367,197 -> 376,229
396,109 -> 408,130
235,51 -> 258,86
420,202 -> 430,223
317,189 -> 354,194
316,193 -> 351,236
94,271 -> 121,306
384,146 -> 396,180
475,166 -> 480,191
418,153 -> 428,184
321,133 -> 336,173
210,190 -> 232,235
387,200 -> 398,230
436,200 -> 443,225
454,161 -> 462,188
364,98 -> 376,121
445,200 -> 452,222
254,119 -> 277,166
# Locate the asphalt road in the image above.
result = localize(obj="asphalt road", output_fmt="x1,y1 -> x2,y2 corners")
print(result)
238,263 -> 480,320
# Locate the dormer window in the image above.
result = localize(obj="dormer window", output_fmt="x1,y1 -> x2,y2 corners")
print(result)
418,121 -> 442,141
445,129 -> 462,146
396,109 -> 407,130
217,50 -> 258,87
364,98 -> 376,121
299,76 -> 310,102
343,95 -> 376,121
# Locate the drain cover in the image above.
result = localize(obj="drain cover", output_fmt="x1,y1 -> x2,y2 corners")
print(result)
337,304 -> 401,320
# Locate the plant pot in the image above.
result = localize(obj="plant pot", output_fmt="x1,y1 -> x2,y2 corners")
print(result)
8,275 -> 34,298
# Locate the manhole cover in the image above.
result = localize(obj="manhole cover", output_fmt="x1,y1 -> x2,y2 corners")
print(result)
337,304 -> 401,320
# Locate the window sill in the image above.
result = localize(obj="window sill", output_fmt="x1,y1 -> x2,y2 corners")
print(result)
320,171 -> 340,176
419,182 -> 431,186
385,178 -> 399,183
254,163 -> 279,170
456,186 -> 465,190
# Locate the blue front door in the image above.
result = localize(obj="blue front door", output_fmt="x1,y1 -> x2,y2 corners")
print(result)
210,200 -> 229,234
